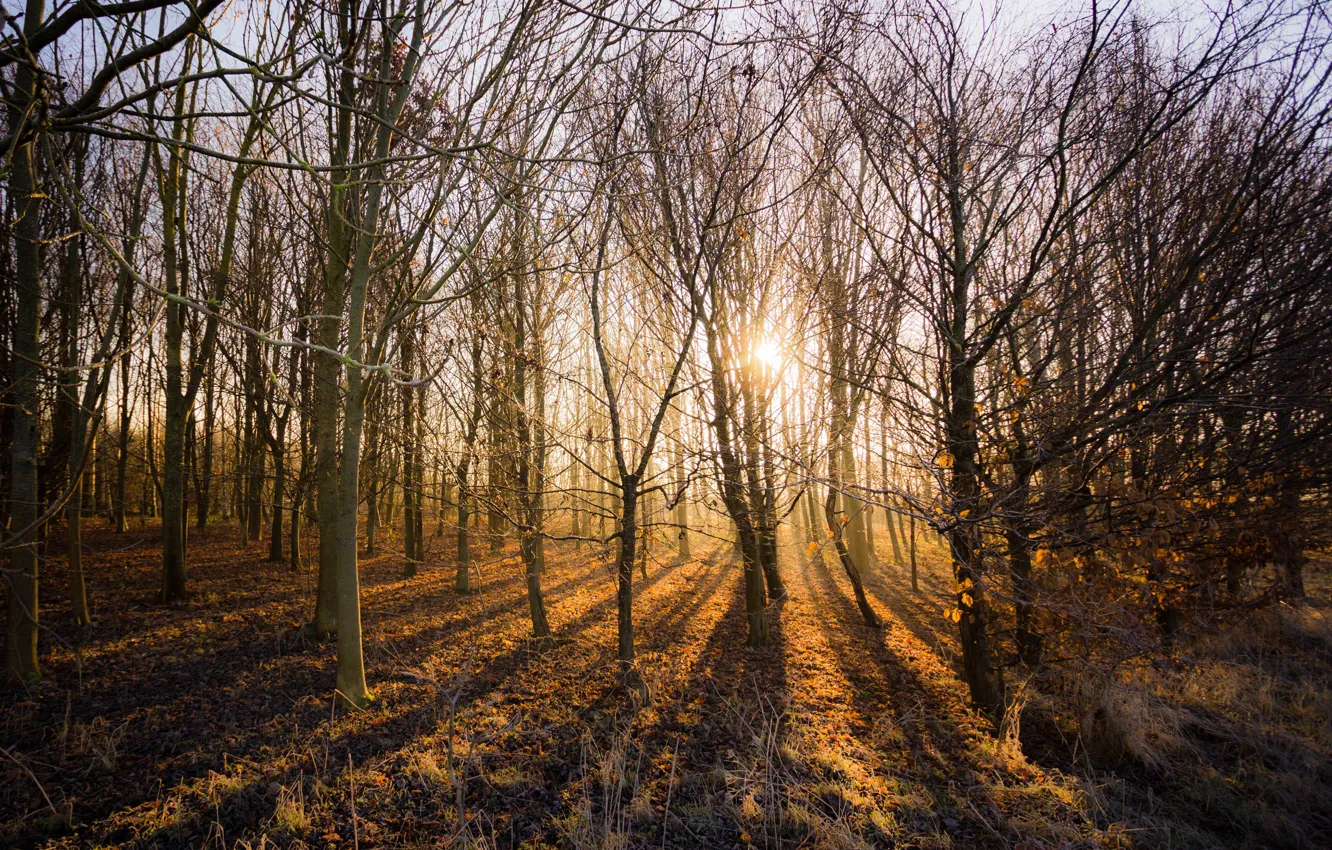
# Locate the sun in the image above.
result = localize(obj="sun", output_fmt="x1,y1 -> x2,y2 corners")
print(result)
756,339 -> 782,369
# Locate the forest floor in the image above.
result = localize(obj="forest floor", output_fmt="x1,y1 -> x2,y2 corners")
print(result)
3,519 -> 1330,850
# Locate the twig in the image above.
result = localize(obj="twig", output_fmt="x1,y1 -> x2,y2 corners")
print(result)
348,752 -> 359,850
661,734 -> 680,850
1,745 -> 58,817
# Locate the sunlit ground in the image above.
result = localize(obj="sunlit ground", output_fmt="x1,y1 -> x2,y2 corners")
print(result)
3,521 -> 1328,849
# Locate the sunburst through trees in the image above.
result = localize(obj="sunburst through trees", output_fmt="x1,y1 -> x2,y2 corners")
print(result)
4,0 -> 1332,847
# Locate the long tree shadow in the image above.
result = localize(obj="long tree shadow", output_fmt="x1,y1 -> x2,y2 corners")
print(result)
3,533 -> 596,837
861,569 -> 959,663
798,549 -> 987,773
122,543 -> 749,849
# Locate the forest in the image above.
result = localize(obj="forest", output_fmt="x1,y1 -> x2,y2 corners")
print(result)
3,0 -> 1332,848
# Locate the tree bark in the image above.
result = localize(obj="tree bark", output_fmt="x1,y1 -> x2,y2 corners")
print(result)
4,0 -> 44,682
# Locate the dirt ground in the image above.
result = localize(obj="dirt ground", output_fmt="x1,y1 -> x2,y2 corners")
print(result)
2,519 -> 1324,849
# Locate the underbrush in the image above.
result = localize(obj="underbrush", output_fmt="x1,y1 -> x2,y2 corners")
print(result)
1029,578 -> 1332,849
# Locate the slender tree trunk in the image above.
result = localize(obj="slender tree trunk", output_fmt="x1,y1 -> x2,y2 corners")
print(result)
671,423 -> 691,559
364,400 -> 380,557
115,334 -> 132,533
908,512 -> 919,592
881,423 -> 903,566
945,170 -> 1005,719
514,265 -> 550,640
885,503 -> 903,566
456,317 -> 484,595
335,373 -> 371,706
269,434 -> 285,562
863,423 -> 876,555
64,162 -> 91,626
245,427 -> 264,543
413,384 -> 425,562
290,496 -> 303,573
401,321 -> 418,577
616,476 -> 639,663
311,38 -> 355,637
456,460 -> 472,593
4,0 -> 43,682
196,362 -> 215,533
159,77 -> 191,603
703,313 -> 767,646
824,481 -> 879,627
823,255 -> 878,626
332,1 -> 425,704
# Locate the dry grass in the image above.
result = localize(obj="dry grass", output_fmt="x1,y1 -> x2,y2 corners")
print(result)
1040,575 -> 1332,849
4,523 -> 1328,849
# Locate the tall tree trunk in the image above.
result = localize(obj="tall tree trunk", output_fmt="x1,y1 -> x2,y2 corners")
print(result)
670,419 -> 691,559
196,361 -> 214,533
881,421 -> 903,566
616,476 -> 639,663
456,314 -> 484,594
863,423 -> 876,555
364,398 -> 380,557
824,476 -> 879,627
456,458 -> 473,593
159,68 -> 192,603
944,163 -> 1005,721
514,264 -> 550,640
401,321 -> 418,577
824,252 -> 878,626
311,19 -> 356,637
487,388 -> 506,551
410,386 -> 420,564
4,0 -> 44,682
703,305 -> 767,646
332,0 -> 426,705
245,425 -> 264,544
63,150 -> 91,626
908,512 -> 919,592
335,368 -> 371,706
269,428 -> 285,562
115,326 -> 132,533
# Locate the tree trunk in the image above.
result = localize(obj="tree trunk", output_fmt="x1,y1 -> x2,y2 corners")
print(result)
824,280 -> 878,626
196,362 -> 214,533
268,438 -> 285,562
456,315 -> 484,595
703,308 -> 767,646
335,373 -> 371,706
401,321 -> 418,577
908,512 -> 919,592
310,6 -> 357,638
159,73 -> 192,602
115,344 -> 132,532
616,476 -> 639,663
332,2 -> 425,703
946,311 -> 1005,723
289,498 -> 303,573
514,263 -> 550,640
63,163 -> 91,626
671,425 -> 691,559
4,37 -> 42,681
245,428 -> 264,544
456,460 -> 472,593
